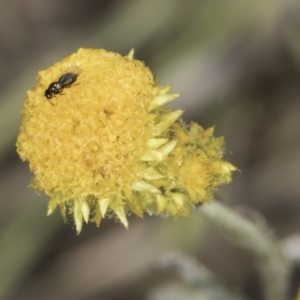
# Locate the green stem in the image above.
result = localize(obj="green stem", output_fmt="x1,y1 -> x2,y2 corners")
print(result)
199,200 -> 290,300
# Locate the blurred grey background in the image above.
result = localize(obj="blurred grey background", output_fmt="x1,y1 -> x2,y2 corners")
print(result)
1,0 -> 300,299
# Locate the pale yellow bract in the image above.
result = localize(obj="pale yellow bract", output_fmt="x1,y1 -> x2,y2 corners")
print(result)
16,48 -> 236,233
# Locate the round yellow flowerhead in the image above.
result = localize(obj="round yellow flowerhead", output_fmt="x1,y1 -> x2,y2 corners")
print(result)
16,48 -> 236,233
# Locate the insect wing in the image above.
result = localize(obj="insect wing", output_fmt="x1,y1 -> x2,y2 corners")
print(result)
58,72 -> 79,88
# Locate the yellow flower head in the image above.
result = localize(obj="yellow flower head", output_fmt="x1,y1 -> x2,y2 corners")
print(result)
16,48 -> 236,233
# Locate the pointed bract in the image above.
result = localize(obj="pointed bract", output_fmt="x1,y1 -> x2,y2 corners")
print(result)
148,93 -> 180,111
81,201 -> 90,223
114,207 -> 129,229
99,198 -> 110,218
74,201 -> 83,234
132,181 -> 161,194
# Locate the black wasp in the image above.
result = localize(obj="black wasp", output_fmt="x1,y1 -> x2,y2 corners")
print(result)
45,72 -> 79,104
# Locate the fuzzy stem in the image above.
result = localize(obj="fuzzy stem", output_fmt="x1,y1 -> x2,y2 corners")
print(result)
199,200 -> 290,300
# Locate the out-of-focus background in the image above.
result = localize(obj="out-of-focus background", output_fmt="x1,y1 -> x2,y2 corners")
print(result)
1,0 -> 300,299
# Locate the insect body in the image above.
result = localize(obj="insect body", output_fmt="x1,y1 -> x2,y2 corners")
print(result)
45,72 -> 79,103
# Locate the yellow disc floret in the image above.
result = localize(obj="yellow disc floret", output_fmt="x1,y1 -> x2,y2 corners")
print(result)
16,48 -> 236,233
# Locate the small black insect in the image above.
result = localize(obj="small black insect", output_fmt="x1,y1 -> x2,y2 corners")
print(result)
45,72 -> 79,104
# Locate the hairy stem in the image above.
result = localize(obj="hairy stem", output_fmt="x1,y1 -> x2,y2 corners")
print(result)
199,200 -> 290,300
